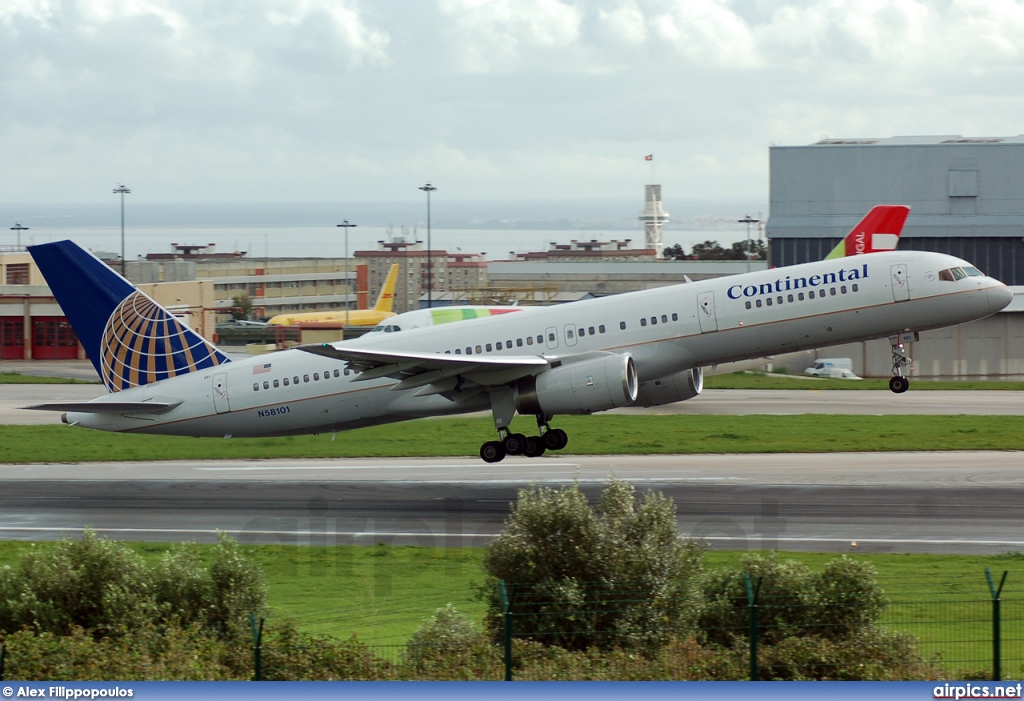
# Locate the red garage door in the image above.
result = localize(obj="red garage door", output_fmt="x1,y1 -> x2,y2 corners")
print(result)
0,318 -> 25,359
32,317 -> 79,360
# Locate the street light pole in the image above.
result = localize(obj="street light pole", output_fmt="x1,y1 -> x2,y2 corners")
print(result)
10,223 -> 28,249
738,215 -> 759,272
419,183 -> 436,309
113,184 -> 131,276
337,220 -> 357,329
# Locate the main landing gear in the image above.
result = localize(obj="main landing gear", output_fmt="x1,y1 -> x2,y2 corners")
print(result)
888,331 -> 918,394
480,417 -> 569,463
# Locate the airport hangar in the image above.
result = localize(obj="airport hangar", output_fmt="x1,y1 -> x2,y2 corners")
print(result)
767,135 -> 1024,380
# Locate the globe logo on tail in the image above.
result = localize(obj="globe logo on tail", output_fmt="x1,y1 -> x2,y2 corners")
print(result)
100,291 -> 227,392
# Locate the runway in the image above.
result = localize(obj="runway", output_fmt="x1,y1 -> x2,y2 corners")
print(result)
2,452 -> 1023,554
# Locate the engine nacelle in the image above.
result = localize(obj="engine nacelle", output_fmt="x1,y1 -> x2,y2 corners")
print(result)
514,353 -> 638,416
633,367 -> 703,407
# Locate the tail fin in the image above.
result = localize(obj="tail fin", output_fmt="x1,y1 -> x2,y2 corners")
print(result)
28,240 -> 230,393
371,263 -> 399,312
824,205 -> 910,260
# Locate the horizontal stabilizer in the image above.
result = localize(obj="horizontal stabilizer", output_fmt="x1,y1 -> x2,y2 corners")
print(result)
22,400 -> 182,415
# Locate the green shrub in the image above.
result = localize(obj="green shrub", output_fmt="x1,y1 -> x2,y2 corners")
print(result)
479,479 -> 705,651
404,604 -> 493,679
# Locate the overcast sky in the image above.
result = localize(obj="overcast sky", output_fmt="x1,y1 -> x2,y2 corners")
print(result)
2,0 -> 1023,210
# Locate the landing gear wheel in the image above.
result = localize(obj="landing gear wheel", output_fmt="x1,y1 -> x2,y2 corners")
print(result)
543,428 -> 568,451
523,436 -> 546,458
480,441 -> 506,463
889,376 -> 910,394
503,433 -> 527,455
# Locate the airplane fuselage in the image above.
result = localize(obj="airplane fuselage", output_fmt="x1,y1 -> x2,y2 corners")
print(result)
66,251 -> 1012,437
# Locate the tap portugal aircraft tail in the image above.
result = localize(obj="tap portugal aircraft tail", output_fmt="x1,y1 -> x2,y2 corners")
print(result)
825,204 -> 909,259
29,240 -> 230,393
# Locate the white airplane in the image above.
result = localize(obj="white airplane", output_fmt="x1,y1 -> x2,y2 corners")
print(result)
24,217 -> 1011,462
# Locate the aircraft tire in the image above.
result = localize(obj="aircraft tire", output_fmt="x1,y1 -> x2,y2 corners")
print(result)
523,436 -> 546,458
544,428 -> 568,451
480,441 -> 506,463
503,433 -> 527,455
889,376 -> 910,394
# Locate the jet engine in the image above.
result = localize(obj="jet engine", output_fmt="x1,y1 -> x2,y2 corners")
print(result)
514,353 -> 638,416
633,367 -> 703,407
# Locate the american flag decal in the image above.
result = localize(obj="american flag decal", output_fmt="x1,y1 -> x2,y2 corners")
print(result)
253,363 -> 272,374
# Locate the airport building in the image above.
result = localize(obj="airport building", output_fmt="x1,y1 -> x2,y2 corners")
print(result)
768,135 -> 1024,284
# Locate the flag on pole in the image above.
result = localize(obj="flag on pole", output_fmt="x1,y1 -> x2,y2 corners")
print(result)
644,154 -> 653,161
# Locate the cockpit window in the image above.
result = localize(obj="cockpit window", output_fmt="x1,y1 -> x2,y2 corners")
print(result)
939,267 -> 976,282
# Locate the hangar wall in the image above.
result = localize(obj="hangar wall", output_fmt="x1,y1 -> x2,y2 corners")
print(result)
768,136 -> 1024,284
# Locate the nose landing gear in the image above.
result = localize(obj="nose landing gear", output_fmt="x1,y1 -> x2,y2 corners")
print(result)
888,331 -> 918,394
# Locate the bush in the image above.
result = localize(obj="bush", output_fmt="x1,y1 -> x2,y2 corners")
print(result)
479,479 -> 705,651
700,553 -> 887,646
0,530 -> 267,639
404,604 -> 492,678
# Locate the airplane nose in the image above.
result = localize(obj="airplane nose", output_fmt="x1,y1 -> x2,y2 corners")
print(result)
989,284 -> 1014,314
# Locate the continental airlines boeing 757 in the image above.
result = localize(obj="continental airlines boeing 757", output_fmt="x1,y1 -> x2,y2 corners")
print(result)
25,208 -> 1011,462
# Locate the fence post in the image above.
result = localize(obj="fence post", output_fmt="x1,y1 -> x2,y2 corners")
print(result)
250,614 -> 265,681
986,568 -> 1008,682
499,580 -> 516,681
744,573 -> 762,682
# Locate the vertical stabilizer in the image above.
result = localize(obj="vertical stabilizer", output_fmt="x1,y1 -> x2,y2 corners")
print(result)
825,205 -> 910,259
29,240 -> 230,393
372,263 -> 400,313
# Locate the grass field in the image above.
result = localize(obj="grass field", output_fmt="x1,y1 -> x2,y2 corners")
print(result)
2,413 -> 1024,463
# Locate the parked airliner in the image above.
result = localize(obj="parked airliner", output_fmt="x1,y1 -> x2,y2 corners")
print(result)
25,209 -> 1010,462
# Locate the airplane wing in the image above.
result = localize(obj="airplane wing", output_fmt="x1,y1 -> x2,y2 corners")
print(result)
299,343 -> 553,395
22,400 -> 182,414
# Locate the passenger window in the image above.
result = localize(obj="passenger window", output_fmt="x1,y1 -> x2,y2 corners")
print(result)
273,380 -> 279,388
548,333 -> 555,342
852,284 -> 858,292
526,337 -> 533,345
313,373 -> 319,381
496,341 -> 503,350
476,345 -> 483,354
787,294 -> 794,303
619,321 -> 626,330
650,316 -> 657,325
263,381 -> 270,389
809,290 -> 815,299
745,301 -> 751,309
670,313 -> 678,322
294,376 -> 300,384
486,343 -> 492,352
466,347 -> 473,355
303,375 -> 309,383
253,383 -> 259,391
599,325 -> 605,333
506,339 -> 512,347
283,378 -> 290,386
517,338 -> 523,347
840,286 -> 847,294
589,326 -> 596,334
830,288 -> 837,296
567,330 -> 574,339
766,298 -> 772,306
579,328 -> 585,337
756,299 -> 762,308
640,318 -> 647,327
777,297 -> 782,304
537,335 -> 543,344
445,350 -> 451,354
455,348 -> 462,354
798,292 -> 805,301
